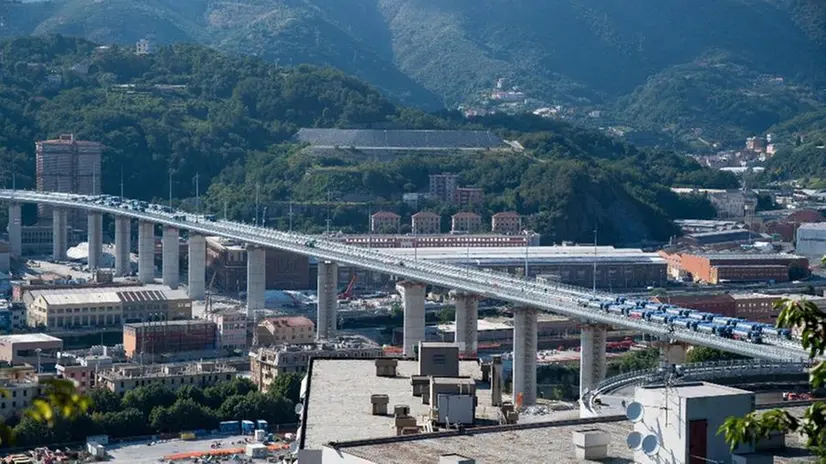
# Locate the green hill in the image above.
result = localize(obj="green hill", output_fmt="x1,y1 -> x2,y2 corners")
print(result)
4,0 -> 823,111
0,35 -> 734,245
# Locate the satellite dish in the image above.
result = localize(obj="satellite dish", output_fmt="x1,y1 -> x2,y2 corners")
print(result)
626,431 -> 643,450
625,402 -> 644,423
294,403 -> 304,415
642,434 -> 660,456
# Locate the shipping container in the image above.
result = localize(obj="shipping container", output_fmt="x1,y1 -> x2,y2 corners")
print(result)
256,420 -> 269,432
220,421 -> 241,434
241,420 -> 255,435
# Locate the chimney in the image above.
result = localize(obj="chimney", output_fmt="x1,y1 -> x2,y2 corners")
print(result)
375,358 -> 398,377
393,404 -> 410,418
491,355 -> 502,406
370,394 -> 389,416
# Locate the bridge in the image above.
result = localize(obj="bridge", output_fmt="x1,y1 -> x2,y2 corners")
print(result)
0,189 -> 816,408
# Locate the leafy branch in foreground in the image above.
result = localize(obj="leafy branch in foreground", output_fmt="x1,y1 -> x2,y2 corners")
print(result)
0,379 -> 90,447
718,296 -> 826,458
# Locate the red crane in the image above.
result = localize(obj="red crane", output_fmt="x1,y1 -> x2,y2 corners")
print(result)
338,275 -> 358,301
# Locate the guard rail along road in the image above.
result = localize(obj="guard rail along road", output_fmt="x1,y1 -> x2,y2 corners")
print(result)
582,359 -> 814,413
2,189 -> 820,362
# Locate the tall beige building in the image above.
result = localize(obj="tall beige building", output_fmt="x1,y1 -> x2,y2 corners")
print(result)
36,134 -> 103,229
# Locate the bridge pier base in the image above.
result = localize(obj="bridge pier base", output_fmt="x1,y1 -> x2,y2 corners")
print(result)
114,216 -> 131,276
512,306 -> 538,407
316,261 -> 338,340
138,221 -> 155,283
396,281 -> 426,357
8,203 -> 21,259
246,246 -> 266,319
52,208 -> 67,261
162,227 -> 179,289
87,212 -> 102,270
660,341 -> 688,365
450,290 -> 479,358
579,323 -> 608,399
187,234 -> 206,300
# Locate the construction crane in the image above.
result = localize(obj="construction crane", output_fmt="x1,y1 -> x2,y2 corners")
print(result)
338,275 -> 358,302
204,272 -> 217,314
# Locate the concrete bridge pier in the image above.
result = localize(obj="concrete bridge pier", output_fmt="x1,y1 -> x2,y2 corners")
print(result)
579,323 -> 608,399
396,281 -> 427,357
114,216 -> 131,276
187,234 -> 206,300
316,260 -> 338,340
659,341 -> 689,365
450,290 -> 480,358
52,208 -> 67,261
246,246 -> 266,319
138,221 -> 155,283
162,227 -> 179,289
8,203 -> 21,259
512,306 -> 538,407
87,212 -> 103,270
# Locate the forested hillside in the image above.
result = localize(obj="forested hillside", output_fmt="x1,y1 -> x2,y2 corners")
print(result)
4,0 -> 823,108
0,36 -> 737,244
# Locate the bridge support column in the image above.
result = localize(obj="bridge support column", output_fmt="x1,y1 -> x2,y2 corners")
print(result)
138,221 -> 155,283
316,261 -> 338,340
450,290 -> 479,358
246,246 -> 266,319
114,216 -> 131,276
8,203 -> 21,259
52,208 -> 67,261
579,324 -> 608,399
661,342 -> 688,365
87,212 -> 103,270
512,306 -> 538,407
396,281 -> 426,357
162,227 -> 179,289
187,234 -> 206,300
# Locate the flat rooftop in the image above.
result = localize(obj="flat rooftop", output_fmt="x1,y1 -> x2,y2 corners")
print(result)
27,284 -> 191,306
302,359 -> 496,450
331,405 -> 813,464
0,333 -> 62,344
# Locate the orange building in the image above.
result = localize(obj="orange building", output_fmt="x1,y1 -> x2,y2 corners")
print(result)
677,253 -> 808,284
123,320 -> 217,359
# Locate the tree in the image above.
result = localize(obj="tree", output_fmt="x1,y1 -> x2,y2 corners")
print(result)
89,388 -> 122,414
91,408 -> 145,438
617,348 -> 660,373
176,385 -> 206,404
122,384 -> 177,418
150,399 -> 218,433
719,298 -> 826,458
686,346 -> 746,364
267,373 -> 302,404
438,306 -> 456,324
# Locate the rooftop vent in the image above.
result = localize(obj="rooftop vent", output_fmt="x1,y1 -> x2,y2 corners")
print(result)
572,429 -> 610,461
393,404 -> 410,418
375,358 -> 398,377
370,394 -> 389,416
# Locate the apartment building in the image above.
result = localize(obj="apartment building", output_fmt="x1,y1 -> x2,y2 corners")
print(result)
454,187 -> 484,206
0,334 -> 63,365
0,368 -> 55,419
411,211 -> 441,235
428,173 -> 458,202
123,320 -> 218,359
491,212 -> 522,234
369,211 -> 401,234
96,361 -> 237,394
254,316 -> 315,346
55,355 -> 113,393
249,336 -> 382,392
204,309 -> 248,351
36,134 -> 103,230
451,212 -> 483,233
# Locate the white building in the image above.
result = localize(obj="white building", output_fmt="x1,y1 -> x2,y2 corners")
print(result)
204,309 -> 248,351
795,222 -> 826,262
135,39 -> 153,55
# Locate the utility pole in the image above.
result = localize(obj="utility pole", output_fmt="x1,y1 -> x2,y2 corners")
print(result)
193,173 -> 200,215
255,183 -> 260,226
289,199 -> 294,232
593,224 -> 598,295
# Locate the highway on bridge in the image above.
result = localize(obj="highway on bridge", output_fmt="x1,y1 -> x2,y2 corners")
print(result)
0,189 -> 815,362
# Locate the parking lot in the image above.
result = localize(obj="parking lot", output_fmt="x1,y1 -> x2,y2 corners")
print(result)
106,435 -> 284,463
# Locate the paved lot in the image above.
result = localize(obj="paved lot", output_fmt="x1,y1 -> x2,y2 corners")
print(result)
106,435 -> 275,463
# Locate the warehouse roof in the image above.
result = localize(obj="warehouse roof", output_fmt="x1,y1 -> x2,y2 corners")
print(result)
28,284 -> 190,307
295,129 -> 506,150
382,246 -> 664,265
0,333 -> 62,344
